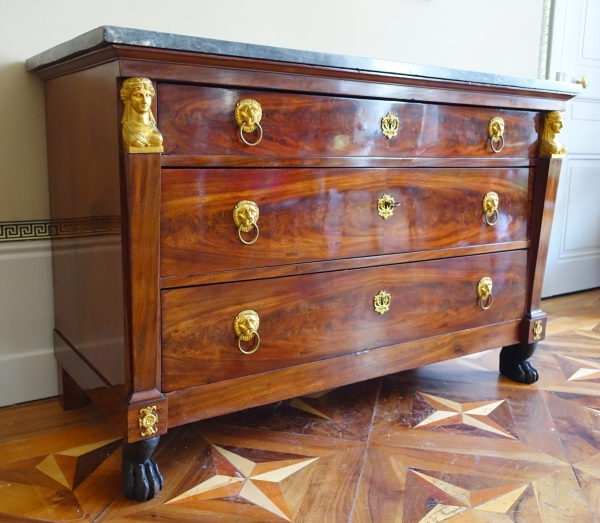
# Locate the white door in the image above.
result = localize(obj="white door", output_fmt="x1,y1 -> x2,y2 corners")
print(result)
543,0 -> 600,297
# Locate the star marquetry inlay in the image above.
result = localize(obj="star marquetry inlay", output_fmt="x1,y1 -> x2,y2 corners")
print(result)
407,469 -> 531,523
560,355 -> 600,381
167,445 -> 318,521
288,389 -> 337,420
414,392 -> 515,439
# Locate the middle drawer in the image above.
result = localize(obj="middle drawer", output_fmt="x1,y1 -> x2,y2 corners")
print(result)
161,168 -> 531,277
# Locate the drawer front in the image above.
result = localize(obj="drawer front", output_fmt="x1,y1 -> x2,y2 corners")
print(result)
161,250 -> 527,391
160,168 -> 531,277
158,84 -> 540,158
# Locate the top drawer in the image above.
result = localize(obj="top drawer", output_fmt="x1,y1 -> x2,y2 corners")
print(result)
158,85 -> 541,158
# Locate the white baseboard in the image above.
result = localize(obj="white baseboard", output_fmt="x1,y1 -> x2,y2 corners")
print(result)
0,240 -> 57,407
0,348 -> 58,407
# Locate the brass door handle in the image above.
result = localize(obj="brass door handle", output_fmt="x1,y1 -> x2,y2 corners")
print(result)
233,200 -> 260,244
235,99 -> 263,146
234,310 -> 261,354
488,117 -> 505,153
482,192 -> 499,226
477,277 -> 493,310
377,194 -> 400,219
576,76 -> 588,89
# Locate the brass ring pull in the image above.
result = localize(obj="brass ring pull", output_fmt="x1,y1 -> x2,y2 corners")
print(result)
237,222 -> 260,244
490,135 -> 504,153
482,192 -> 499,226
477,277 -> 494,310
239,120 -> 263,147
235,99 -> 263,147
485,210 -> 499,226
233,200 -> 260,245
488,117 -> 505,153
234,310 -> 260,355
238,330 -> 261,354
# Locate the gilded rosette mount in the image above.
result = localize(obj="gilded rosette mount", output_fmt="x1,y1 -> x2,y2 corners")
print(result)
139,406 -> 158,437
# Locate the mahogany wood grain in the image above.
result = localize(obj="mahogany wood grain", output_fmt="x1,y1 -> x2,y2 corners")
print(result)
44,62 -> 126,396
121,154 -> 161,396
160,168 -> 384,277
161,251 -> 527,390
161,168 -> 531,277
118,51 -> 571,111
166,320 -> 520,426
159,241 -> 530,289
161,154 -> 538,169
158,84 -> 540,158
383,168 -> 531,253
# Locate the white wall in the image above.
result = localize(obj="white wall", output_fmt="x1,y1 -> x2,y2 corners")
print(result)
0,0 -> 546,406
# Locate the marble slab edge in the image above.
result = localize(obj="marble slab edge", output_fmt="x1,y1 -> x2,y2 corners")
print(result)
26,25 -> 581,96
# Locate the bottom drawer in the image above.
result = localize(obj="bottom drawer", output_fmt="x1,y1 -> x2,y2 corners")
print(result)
161,251 -> 527,391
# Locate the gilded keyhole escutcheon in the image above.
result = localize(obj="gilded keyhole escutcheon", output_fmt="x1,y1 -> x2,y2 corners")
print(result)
488,117 -> 505,153
374,290 -> 391,315
482,192 -> 499,226
235,99 -> 263,146
477,277 -> 493,310
233,200 -> 260,244
381,113 -> 399,139
139,406 -> 158,437
234,310 -> 261,354
377,194 -> 399,219
533,320 -> 543,341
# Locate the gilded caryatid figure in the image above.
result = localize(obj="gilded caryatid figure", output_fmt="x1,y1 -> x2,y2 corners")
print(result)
120,78 -> 164,153
540,111 -> 567,157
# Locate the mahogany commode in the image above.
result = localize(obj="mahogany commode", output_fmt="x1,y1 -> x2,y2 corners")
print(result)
27,26 -> 580,501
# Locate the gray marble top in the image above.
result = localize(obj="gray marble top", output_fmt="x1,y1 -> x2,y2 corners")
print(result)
27,26 -> 579,95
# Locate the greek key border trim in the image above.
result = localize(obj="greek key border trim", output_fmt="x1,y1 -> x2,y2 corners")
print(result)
0,217 -> 121,242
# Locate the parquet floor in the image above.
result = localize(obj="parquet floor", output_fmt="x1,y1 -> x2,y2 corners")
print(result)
1,289 -> 599,522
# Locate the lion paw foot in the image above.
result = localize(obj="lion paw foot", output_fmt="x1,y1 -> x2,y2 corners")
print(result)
500,359 -> 539,385
121,435 -> 163,501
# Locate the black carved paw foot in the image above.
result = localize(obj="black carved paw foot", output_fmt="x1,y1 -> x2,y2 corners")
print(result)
500,359 -> 539,384
122,456 -> 164,501
122,436 -> 163,501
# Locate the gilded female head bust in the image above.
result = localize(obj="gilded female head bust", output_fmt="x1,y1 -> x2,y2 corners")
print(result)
120,78 -> 164,152
540,111 -> 567,157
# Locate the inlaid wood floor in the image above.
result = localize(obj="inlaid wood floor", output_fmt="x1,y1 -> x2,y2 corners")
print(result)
1,289 -> 600,522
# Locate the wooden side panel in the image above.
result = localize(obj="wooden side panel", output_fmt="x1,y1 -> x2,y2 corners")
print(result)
160,168 -> 531,277
158,84 -> 540,158
162,250 -> 527,390
44,62 -> 126,397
